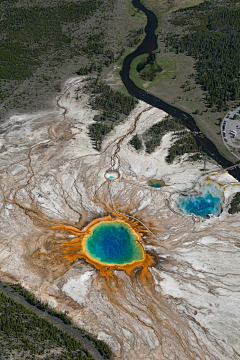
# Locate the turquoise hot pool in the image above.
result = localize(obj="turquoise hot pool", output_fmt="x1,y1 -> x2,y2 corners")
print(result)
84,220 -> 144,265
176,182 -> 224,218
148,179 -> 165,188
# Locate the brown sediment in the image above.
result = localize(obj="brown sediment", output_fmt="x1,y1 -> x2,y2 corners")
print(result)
39,213 -> 155,283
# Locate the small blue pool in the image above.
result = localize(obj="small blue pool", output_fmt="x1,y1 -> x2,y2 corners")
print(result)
148,180 -> 165,188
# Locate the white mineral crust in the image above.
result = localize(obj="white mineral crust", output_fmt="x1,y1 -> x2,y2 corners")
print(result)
0,76 -> 240,360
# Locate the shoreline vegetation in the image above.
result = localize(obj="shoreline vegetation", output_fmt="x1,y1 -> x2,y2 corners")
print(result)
127,0 -> 240,163
0,281 -> 113,360
136,52 -> 162,82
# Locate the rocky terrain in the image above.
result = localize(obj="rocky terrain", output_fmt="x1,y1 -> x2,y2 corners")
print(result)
0,76 -> 240,360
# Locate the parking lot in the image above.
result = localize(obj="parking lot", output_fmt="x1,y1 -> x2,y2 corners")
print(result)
221,108 -> 240,148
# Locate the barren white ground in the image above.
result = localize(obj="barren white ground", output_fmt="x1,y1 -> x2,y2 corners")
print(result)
0,76 -> 240,360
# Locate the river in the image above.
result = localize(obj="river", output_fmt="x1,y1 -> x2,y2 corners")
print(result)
119,0 -> 240,181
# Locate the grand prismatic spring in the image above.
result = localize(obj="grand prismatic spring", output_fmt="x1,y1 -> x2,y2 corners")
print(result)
84,221 -> 144,265
49,214 -> 155,281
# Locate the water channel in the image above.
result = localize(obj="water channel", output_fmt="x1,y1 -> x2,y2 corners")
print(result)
119,0 -> 240,181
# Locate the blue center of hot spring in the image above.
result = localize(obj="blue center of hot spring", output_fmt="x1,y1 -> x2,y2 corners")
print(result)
176,183 -> 223,218
85,221 -> 144,265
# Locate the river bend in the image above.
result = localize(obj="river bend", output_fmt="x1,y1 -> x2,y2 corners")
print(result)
120,0 -> 240,181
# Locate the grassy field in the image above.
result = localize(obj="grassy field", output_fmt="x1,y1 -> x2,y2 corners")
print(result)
129,49 -> 177,90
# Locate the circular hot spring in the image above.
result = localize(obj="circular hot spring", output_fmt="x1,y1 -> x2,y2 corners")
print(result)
105,170 -> 120,180
83,220 -> 145,265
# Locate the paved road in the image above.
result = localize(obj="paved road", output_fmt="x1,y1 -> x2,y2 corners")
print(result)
0,283 -> 105,360
0,0 -> 108,112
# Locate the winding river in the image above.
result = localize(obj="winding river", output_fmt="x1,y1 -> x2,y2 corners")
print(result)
120,0 -> 240,181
